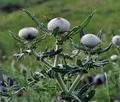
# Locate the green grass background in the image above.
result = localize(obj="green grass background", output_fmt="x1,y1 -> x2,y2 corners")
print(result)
1,0 -> 120,102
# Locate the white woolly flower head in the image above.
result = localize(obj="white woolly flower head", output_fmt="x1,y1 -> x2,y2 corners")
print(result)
80,34 -> 101,48
112,35 -> 120,46
47,17 -> 70,33
18,27 -> 38,40
110,54 -> 118,61
93,73 -> 107,85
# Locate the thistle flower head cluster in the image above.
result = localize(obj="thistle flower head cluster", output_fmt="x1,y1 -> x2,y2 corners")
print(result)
9,10 -> 117,102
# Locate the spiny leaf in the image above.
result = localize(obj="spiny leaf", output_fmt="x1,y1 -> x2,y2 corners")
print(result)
63,11 -> 95,41
76,59 -> 83,67
84,90 -> 95,101
30,34 -> 47,48
9,31 -> 24,44
97,30 -> 102,39
23,9 -> 48,32
77,84 -> 90,96
80,10 -> 96,29
60,54 -> 73,60
99,43 -> 112,53
79,29 -> 85,39
72,94 -> 81,102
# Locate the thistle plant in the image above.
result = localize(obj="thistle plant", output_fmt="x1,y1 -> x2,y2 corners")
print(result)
2,10 -> 115,102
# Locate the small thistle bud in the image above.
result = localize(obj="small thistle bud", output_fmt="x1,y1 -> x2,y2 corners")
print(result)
47,17 -> 70,33
112,35 -> 120,46
93,73 -> 107,86
33,71 -> 44,80
80,34 -> 101,48
110,54 -> 118,61
18,27 -> 38,41
72,50 -> 79,55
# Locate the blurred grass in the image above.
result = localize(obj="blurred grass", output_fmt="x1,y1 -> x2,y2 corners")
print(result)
1,0 -> 120,102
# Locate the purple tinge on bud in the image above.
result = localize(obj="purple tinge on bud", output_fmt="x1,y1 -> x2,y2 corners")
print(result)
87,76 -> 94,84
7,77 -> 14,86
93,73 -> 107,86
18,27 -> 38,41
0,74 -> 5,86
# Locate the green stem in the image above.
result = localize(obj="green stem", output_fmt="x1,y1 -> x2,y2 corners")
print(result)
54,42 -> 68,94
42,59 -> 53,68
100,68 -> 110,102
68,54 -> 91,94
31,49 -> 53,69
69,75 -> 82,93
106,73 -> 110,102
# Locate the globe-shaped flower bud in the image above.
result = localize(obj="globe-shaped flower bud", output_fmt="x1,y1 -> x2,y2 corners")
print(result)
80,34 -> 101,48
112,35 -> 120,46
18,27 -> 38,41
47,17 -> 70,33
110,54 -> 118,61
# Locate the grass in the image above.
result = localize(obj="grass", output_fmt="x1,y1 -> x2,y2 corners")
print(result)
1,0 -> 120,102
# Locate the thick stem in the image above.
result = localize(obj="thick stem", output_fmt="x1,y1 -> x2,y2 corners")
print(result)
42,59 -> 53,68
54,41 -> 68,94
68,54 -> 91,93
69,75 -> 82,93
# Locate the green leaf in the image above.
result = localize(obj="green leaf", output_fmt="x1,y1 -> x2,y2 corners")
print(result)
81,69 -> 88,74
79,29 -> 85,39
23,9 -> 48,32
80,11 -> 96,29
9,31 -> 24,44
68,26 -> 81,36
76,59 -> 83,66
97,30 -> 102,39
60,53 -> 73,60
99,43 -> 112,53
52,65 -> 86,75
52,67 -> 67,74
84,90 -> 95,101
52,27 -> 59,37
63,11 -> 95,41
77,84 -> 90,96
72,94 -> 81,102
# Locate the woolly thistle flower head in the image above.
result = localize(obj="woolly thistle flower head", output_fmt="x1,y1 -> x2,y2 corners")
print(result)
93,73 -> 107,86
18,27 -> 38,41
112,35 -> 120,46
80,34 -> 101,48
110,54 -> 118,61
47,17 -> 70,33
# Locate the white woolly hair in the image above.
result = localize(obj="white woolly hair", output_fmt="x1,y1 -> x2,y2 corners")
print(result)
47,17 -> 70,33
112,35 -> 120,46
18,27 -> 38,40
110,54 -> 118,61
80,34 -> 101,48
